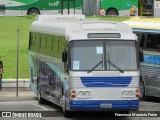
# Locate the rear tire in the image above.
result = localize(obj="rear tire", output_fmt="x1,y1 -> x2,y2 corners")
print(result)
37,91 -> 45,104
27,8 -> 40,15
106,9 -> 119,16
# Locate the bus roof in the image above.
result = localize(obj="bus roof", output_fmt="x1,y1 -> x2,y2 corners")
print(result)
30,15 -> 135,41
123,17 -> 160,33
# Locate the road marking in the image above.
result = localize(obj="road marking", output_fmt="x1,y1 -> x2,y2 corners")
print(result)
33,104 -> 48,110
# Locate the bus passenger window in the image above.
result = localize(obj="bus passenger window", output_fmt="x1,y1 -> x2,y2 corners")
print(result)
139,34 -> 145,48
53,36 -> 60,57
41,34 -> 47,53
146,34 -> 159,51
29,32 -> 33,50
46,35 -> 51,54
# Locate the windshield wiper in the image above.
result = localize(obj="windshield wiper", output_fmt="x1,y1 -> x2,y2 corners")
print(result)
108,60 -> 124,73
107,52 -> 124,73
87,61 -> 102,73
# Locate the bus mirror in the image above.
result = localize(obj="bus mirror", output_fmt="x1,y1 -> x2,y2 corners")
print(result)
62,50 -> 67,63
139,48 -> 144,62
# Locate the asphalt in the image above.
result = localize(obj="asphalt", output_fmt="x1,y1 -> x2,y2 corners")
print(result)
0,90 -> 37,102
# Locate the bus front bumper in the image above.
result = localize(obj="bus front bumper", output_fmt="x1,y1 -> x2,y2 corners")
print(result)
69,100 -> 139,111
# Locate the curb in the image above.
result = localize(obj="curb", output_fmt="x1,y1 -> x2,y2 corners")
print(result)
1,79 -> 30,90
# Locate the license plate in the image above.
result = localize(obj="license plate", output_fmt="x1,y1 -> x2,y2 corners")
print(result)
100,104 -> 112,108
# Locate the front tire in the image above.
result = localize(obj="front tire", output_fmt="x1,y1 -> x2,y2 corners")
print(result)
27,8 -> 40,15
61,95 -> 71,117
139,79 -> 146,101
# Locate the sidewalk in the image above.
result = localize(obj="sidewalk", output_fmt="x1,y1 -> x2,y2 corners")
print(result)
0,90 -> 37,102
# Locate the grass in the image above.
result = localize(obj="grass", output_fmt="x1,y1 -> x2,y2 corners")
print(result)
0,16 -> 35,79
86,16 -> 130,22
0,15 -> 130,79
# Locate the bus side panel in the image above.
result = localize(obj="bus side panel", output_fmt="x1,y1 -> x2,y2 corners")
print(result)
101,0 -> 121,12
21,0 -> 41,10
101,0 -> 138,16
121,0 -> 138,16
29,53 -> 38,94
141,51 -> 160,97
30,52 -> 69,106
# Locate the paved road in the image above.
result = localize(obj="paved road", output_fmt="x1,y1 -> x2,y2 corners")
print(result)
0,91 -> 160,120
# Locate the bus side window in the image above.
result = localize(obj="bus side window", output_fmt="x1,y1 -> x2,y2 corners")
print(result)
146,34 -> 159,51
38,34 -> 41,49
41,34 -> 46,54
53,36 -> 59,57
29,32 -> 33,50
59,37 -> 66,57
157,35 -> 160,51
137,33 -> 147,50
46,35 -> 53,55
139,34 -> 145,48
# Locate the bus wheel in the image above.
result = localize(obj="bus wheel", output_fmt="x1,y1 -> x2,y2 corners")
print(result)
61,95 -> 71,117
37,91 -> 45,104
139,79 -> 146,101
27,9 -> 40,15
106,9 -> 118,16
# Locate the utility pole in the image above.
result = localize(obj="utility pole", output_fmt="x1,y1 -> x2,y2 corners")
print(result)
16,29 -> 20,97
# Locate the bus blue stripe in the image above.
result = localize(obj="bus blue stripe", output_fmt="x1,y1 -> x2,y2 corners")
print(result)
70,100 -> 139,110
80,77 -> 132,87
143,54 -> 160,65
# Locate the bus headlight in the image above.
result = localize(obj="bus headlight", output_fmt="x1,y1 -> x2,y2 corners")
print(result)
128,90 -> 134,97
85,91 -> 90,98
122,90 -> 128,98
78,90 -> 91,99
78,91 -> 84,98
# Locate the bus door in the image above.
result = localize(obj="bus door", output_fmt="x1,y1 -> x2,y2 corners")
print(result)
139,0 -> 153,16
41,0 -> 60,15
154,0 -> 160,17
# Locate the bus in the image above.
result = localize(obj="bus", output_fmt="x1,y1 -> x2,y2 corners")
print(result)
123,17 -> 160,100
0,0 -> 82,16
28,15 -> 143,117
100,0 -> 153,16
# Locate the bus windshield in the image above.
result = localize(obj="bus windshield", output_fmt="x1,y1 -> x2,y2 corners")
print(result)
70,40 -> 138,71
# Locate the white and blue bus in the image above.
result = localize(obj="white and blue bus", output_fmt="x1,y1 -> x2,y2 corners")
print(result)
124,18 -> 160,100
29,15 -> 143,117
